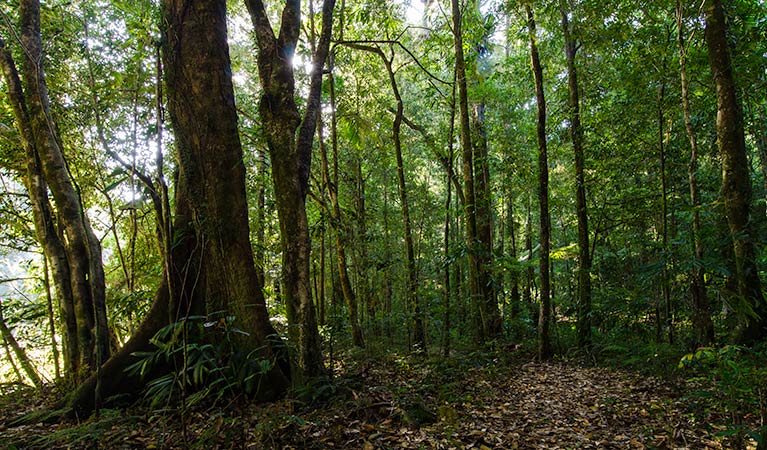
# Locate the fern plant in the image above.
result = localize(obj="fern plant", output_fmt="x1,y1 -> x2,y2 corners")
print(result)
126,315 -> 275,409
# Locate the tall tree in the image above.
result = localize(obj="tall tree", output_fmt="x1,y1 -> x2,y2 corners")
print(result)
341,42 -> 425,349
452,0 -> 489,344
526,3 -> 552,360
62,0 -> 292,417
677,0 -> 714,346
560,0 -> 592,348
704,0 -> 767,344
244,0 -> 335,381
1,38 -> 80,380
319,69 -> 364,347
1,0 -> 110,380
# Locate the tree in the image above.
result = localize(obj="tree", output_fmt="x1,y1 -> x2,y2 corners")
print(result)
704,0 -> 767,344
452,0 -> 483,344
341,42 -> 425,350
677,0 -> 714,346
60,0 -> 292,417
526,3 -> 552,360
0,295 -> 42,388
244,0 -> 335,382
560,0 -> 592,349
318,69 -> 365,347
1,0 -> 110,382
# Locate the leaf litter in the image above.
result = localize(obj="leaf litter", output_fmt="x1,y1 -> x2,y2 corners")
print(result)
0,351 -> 755,449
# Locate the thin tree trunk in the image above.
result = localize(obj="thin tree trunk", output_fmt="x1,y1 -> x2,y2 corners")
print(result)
382,173 -> 393,342
527,4 -> 553,360
3,334 -> 24,384
658,75 -> 674,345
560,1 -> 592,348
321,66 -> 364,348
451,0 -> 484,345
382,47 -> 425,349
524,196 -> 534,307
355,157 -> 374,339
756,106 -> 767,205
255,150 -> 267,290
508,195 -> 521,318
0,298 -> 42,388
704,0 -> 767,343
443,79 -> 457,357
43,256 -> 61,380
319,217 -> 327,326
677,0 -> 714,346
472,102 -> 500,338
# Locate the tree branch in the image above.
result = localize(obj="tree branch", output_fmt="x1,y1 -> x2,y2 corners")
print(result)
336,39 -> 452,87
397,110 -> 465,206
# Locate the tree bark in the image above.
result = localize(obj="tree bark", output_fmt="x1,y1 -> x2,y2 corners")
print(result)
245,0 -> 335,381
704,0 -> 767,344
59,0 -> 293,418
527,4 -> 553,360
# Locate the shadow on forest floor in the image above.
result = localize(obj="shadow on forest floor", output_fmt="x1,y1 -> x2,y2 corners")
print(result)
0,349 -> 759,449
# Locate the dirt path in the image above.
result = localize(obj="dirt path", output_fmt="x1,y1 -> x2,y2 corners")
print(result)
0,356 -> 747,449
275,360 -> 728,449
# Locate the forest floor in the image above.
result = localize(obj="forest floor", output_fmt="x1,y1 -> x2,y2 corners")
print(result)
0,348 -> 759,449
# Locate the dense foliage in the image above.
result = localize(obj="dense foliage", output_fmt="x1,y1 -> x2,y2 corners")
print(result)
1,0 -> 766,447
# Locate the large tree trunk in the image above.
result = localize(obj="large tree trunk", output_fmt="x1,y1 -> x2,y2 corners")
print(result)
163,0 -> 284,351
560,2 -> 592,349
527,4 -> 553,360
245,0 -> 335,382
704,0 -> 767,344
60,0 -> 293,418
677,0 -> 714,346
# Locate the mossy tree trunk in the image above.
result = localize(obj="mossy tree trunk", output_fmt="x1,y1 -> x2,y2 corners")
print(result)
245,0 -> 335,382
0,0 -> 109,382
704,0 -> 767,344
61,0 -> 292,417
